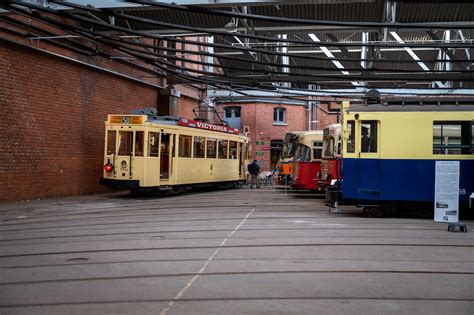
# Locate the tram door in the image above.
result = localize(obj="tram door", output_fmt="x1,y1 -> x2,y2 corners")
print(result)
132,131 -> 146,182
356,120 -> 381,200
160,133 -> 172,179
239,142 -> 244,178
145,132 -> 160,186
116,131 -> 134,180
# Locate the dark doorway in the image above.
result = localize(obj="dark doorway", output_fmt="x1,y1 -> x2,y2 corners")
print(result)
270,139 -> 283,170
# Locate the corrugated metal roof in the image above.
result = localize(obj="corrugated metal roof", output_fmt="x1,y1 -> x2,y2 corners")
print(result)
7,0 -> 473,90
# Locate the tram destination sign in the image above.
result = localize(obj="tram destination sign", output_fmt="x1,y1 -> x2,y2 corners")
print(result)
178,118 -> 240,135
109,115 -> 143,124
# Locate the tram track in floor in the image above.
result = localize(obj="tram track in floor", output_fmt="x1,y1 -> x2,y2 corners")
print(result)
1,234 -> 472,247
3,257 -> 472,270
0,203 -> 333,225
1,296 -> 472,310
0,210 -> 446,231
1,269 -> 473,286
0,225 -> 458,242
1,242 -> 472,259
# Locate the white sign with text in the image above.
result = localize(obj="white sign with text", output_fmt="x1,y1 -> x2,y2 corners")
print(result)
434,161 -> 460,223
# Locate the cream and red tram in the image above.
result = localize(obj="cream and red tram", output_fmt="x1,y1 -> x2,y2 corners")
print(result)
100,113 -> 251,193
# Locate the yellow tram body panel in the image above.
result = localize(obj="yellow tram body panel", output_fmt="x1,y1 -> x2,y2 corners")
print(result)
342,110 -> 474,160
101,115 -> 251,189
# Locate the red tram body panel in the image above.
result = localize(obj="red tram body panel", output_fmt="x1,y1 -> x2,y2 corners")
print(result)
291,161 -> 321,191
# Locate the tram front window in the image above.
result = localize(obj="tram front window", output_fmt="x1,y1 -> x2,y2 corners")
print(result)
323,138 -> 334,158
118,131 -> 133,155
294,145 -> 310,162
107,131 -> 116,155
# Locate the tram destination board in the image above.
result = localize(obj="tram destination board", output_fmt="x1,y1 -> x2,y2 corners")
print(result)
109,115 -> 143,124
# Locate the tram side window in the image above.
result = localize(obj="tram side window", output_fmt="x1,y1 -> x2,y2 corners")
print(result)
346,120 -> 355,153
135,131 -> 144,157
218,140 -> 228,159
178,135 -> 192,158
148,132 -> 159,157
361,121 -> 378,153
229,141 -> 237,159
118,131 -> 133,155
193,136 -> 205,158
313,141 -> 323,159
207,138 -> 217,158
107,131 -> 116,155
433,121 -> 472,155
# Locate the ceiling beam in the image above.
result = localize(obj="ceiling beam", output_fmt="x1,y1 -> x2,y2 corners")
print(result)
390,31 -> 445,88
308,33 -> 363,87
209,88 -> 474,98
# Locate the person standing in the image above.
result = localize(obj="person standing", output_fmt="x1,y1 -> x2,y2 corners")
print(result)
247,160 -> 261,188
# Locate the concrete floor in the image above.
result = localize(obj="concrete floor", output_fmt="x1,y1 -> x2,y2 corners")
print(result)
0,187 -> 473,314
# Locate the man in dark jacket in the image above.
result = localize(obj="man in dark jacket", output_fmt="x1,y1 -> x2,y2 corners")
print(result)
247,160 -> 261,188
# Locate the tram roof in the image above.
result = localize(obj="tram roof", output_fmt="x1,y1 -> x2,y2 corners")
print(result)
347,100 -> 474,112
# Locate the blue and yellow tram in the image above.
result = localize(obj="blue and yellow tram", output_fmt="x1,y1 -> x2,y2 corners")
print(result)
100,112 -> 251,193
328,100 -> 474,216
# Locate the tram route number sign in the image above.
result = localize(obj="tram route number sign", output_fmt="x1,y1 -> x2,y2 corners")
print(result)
109,115 -> 143,124
434,161 -> 460,223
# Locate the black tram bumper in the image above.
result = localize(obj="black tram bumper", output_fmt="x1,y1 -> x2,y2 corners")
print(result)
99,177 -> 140,189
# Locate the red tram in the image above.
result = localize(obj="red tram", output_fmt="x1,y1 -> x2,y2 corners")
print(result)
289,130 -> 324,191
319,124 -> 342,189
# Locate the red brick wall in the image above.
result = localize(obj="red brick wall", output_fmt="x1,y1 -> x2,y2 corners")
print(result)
313,103 -> 340,129
177,96 -> 200,120
0,42 -> 160,202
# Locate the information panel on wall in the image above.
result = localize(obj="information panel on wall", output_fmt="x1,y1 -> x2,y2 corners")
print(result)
434,161 -> 460,223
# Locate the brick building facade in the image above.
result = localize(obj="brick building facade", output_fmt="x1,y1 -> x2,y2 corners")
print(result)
216,101 -> 339,171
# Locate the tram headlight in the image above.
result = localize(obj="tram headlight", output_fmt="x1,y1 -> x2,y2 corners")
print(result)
104,163 -> 113,172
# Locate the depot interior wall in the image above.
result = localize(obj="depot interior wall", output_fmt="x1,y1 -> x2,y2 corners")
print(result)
0,42 -> 161,202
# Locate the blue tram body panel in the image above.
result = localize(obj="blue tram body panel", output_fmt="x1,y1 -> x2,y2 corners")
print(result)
342,158 -> 474,205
